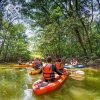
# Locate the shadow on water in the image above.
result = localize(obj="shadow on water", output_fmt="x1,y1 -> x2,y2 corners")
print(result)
0,66 -> 100,100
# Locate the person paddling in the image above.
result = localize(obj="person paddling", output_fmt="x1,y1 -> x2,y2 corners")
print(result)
70,58 -> 78,67
37,58 -> 43,67
55,58 -> 64,73
42,56 -> 63,82
32,58 -> 41,70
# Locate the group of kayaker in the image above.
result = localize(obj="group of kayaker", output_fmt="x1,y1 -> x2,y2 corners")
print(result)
18,56 -> 79,83
30,56 -> 66,82
31,57 -> 85,95
32,58 -> 42,70
42,56 -> 65,82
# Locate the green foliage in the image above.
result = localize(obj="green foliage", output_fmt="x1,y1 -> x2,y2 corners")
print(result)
0,0 -> 99,60
21,0 -> 99,58
0,21 -> 30,62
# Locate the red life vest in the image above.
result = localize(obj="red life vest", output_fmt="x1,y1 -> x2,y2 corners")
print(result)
32,60 -> 36,67
43,64 -> 54,80
32,60 -> 40,67
55,62 -> 61,70
37,60 -> 41,65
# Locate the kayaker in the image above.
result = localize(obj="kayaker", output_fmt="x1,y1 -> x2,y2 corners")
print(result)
70,58 -> 78,67
55,58 -> 64,73
37,58 -> 43,66
32,58 -> 41,70
42,56 -> 63,82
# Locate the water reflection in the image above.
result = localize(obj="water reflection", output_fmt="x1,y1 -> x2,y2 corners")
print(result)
0,68 -> 100,100
0,68 -> 27,100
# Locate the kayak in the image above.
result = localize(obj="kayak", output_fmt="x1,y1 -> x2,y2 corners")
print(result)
32,70 -> 68,95
64,65 -> 74,69
75,65 -> 84,68
29,68 -> 41,75
64,65 -> 84,69
13,64 -> 32,68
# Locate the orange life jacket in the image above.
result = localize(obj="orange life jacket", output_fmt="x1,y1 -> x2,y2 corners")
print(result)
43,64 -> 54,80
55,62 -> 61,70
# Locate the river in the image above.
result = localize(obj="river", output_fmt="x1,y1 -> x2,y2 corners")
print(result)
0,66 -> 100,100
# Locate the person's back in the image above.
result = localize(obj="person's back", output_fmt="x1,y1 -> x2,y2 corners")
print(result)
55,62 -> 61,70
43,63 -> 55,82
55,58 -> 64,72
37,58 -> 42,66
42,56 -> 62,82
32,58 -> 40,70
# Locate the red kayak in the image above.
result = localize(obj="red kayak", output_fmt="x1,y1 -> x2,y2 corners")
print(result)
32,70 -> 68,95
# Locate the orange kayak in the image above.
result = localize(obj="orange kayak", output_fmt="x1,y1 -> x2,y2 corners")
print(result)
29,68 -> 41,75
13,64 -> 32,68
32,70 -> 68,95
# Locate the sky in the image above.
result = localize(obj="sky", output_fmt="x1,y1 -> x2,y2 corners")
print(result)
2,3 -> 36,51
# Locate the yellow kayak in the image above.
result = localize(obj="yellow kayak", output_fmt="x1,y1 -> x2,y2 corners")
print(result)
28,68 -> 41,75
13,64 -> 32,68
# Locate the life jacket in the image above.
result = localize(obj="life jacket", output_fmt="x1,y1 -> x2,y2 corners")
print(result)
32,60 -> 40,69
32,60 -> 36,67
55,62 -> 61,70
43,64 -> 54,80
37,60 -> 41,65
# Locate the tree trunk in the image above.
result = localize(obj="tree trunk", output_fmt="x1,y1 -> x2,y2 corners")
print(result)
0,11 -> 2,30
75,28 -> 87,56
75,0 -> 93,53
0,39 -> 5,55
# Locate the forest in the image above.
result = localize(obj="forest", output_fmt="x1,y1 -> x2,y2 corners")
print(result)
0,0 -> 100,62
0,0 -> 100,100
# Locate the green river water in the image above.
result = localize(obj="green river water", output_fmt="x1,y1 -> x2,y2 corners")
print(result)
0,66 -> 100,100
